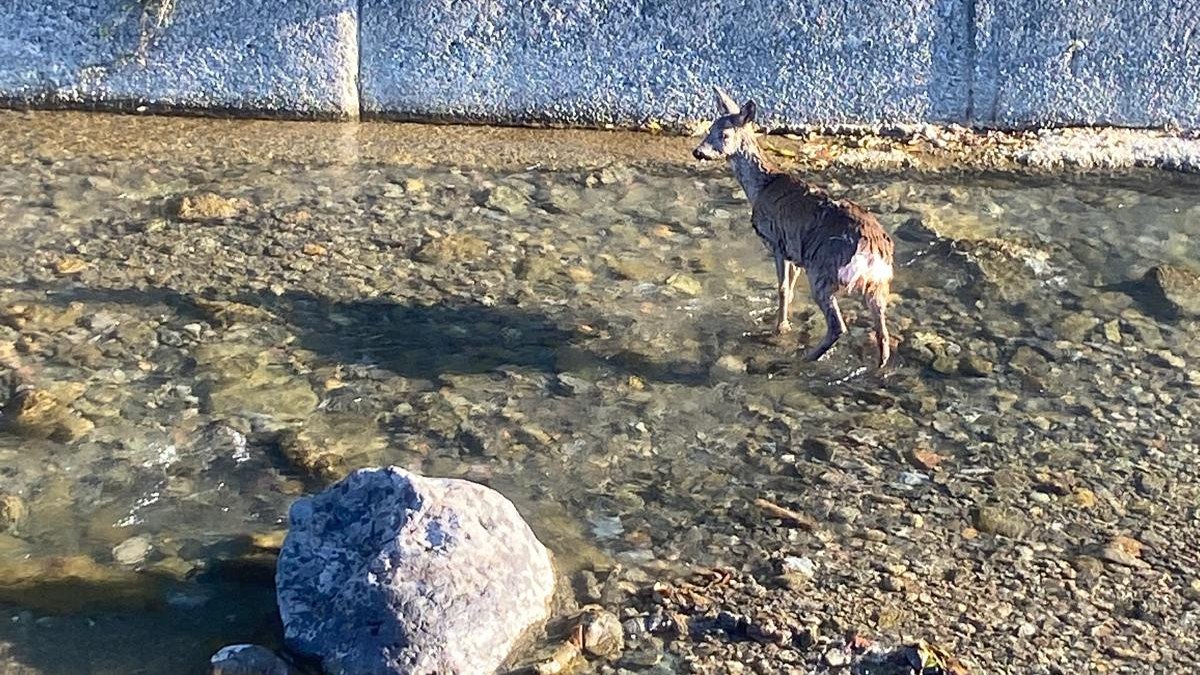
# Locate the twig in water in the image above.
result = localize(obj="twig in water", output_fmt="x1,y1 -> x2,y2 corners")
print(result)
753,498 -> 816,530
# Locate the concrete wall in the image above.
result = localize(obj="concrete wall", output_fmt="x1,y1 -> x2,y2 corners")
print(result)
0,0 -> 358,117
974,0 -> 1200,128
0,0 -> 1197,128
359,0 -> 972,127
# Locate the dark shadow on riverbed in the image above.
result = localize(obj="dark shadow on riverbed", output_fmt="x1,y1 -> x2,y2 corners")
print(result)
24,283 -> 708,385
0,579 -> 280,675
274,291 -> 569,379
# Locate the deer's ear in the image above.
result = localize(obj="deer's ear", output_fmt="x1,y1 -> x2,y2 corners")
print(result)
713,86 -> 740,115
739,100 -> 757,125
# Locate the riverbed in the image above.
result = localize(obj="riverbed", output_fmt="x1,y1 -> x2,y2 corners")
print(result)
0,111 -> 1198,674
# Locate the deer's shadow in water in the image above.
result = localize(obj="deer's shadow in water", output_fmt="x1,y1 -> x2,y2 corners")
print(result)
275,292 -> 569,379
25,283 -> 707,385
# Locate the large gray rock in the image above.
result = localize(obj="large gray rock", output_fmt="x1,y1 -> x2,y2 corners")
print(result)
0,0 -> 358,117
276,467 -> 556,675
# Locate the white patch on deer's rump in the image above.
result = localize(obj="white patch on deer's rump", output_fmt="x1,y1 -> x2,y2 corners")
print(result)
838,250 -> 893,290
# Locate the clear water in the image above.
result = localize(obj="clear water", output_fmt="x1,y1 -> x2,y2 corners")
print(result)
1,111 -> 1199,673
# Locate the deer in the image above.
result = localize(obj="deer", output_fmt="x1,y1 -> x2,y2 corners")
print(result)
692,87 -> 895,368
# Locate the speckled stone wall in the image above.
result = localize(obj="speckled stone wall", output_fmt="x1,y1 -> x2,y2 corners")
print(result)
358,0 -> 973,127
972,0 -> 1200,128
0,0 -> 359,118
1,0 -> 1197,128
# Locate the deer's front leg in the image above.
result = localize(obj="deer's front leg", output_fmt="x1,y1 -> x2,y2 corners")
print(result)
773,253 -> 794,335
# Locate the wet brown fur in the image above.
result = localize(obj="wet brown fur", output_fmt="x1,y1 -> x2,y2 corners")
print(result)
753,174 -> 894,365
694,88 -> 894,367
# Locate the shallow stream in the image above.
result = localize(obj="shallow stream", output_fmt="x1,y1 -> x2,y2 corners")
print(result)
0,111 -> 1198,673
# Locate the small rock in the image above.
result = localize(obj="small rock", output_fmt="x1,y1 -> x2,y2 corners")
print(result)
710,354 -> 747,380
973,505 -> 1029,539
555,373 -> 596,397
605,257 -> 659,282
619,639 -> 663,666
931,354 -> 958,375
958,353 -> 994,377
1071,488 -> 1096,508
862,529 -> 887,542
177,193 -> 251,222
594,164 -> 634,185
248,530 -> 288,552
533,640 -> 581,675
0,494 -> 27,534
197,344 -> 319,422
415,233 -> 489,264
665,273 -> 703,296
905,448 -> 943,471
1148,350 -> 1186,369
580,607 -> 625,659
793,624 -> 818,650
112,536 -> 153,566
53,257 -> 88,275
1,388 -> 93,442
574,570 -> 603,603
803,437 -> 838,462
1058,313 -> 1099,342
1073,555 -> 1104,586
824,646 -> 849,667
776,556 -> 816,589
1134,472 -> 1165,497
781,556 -> 816,580
209,644 -> 292,675
483,185 -> 528,215
0,555 -> 164,612
1100,535 -> 1149,568
1139,264 -> 1200,317
86,311 -> 122,334
1103,319 -> 1122,343
275,415 -> 388,483
516,255 -> 564,282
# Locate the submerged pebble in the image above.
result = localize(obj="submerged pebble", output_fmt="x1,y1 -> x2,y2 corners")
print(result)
112,535 -> 153,566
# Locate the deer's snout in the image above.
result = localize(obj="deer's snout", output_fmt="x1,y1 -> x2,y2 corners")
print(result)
692,148 -> 706,160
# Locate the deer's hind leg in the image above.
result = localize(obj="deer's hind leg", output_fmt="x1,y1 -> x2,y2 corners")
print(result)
866,286 -> 891,368
804,275 -> 846,362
